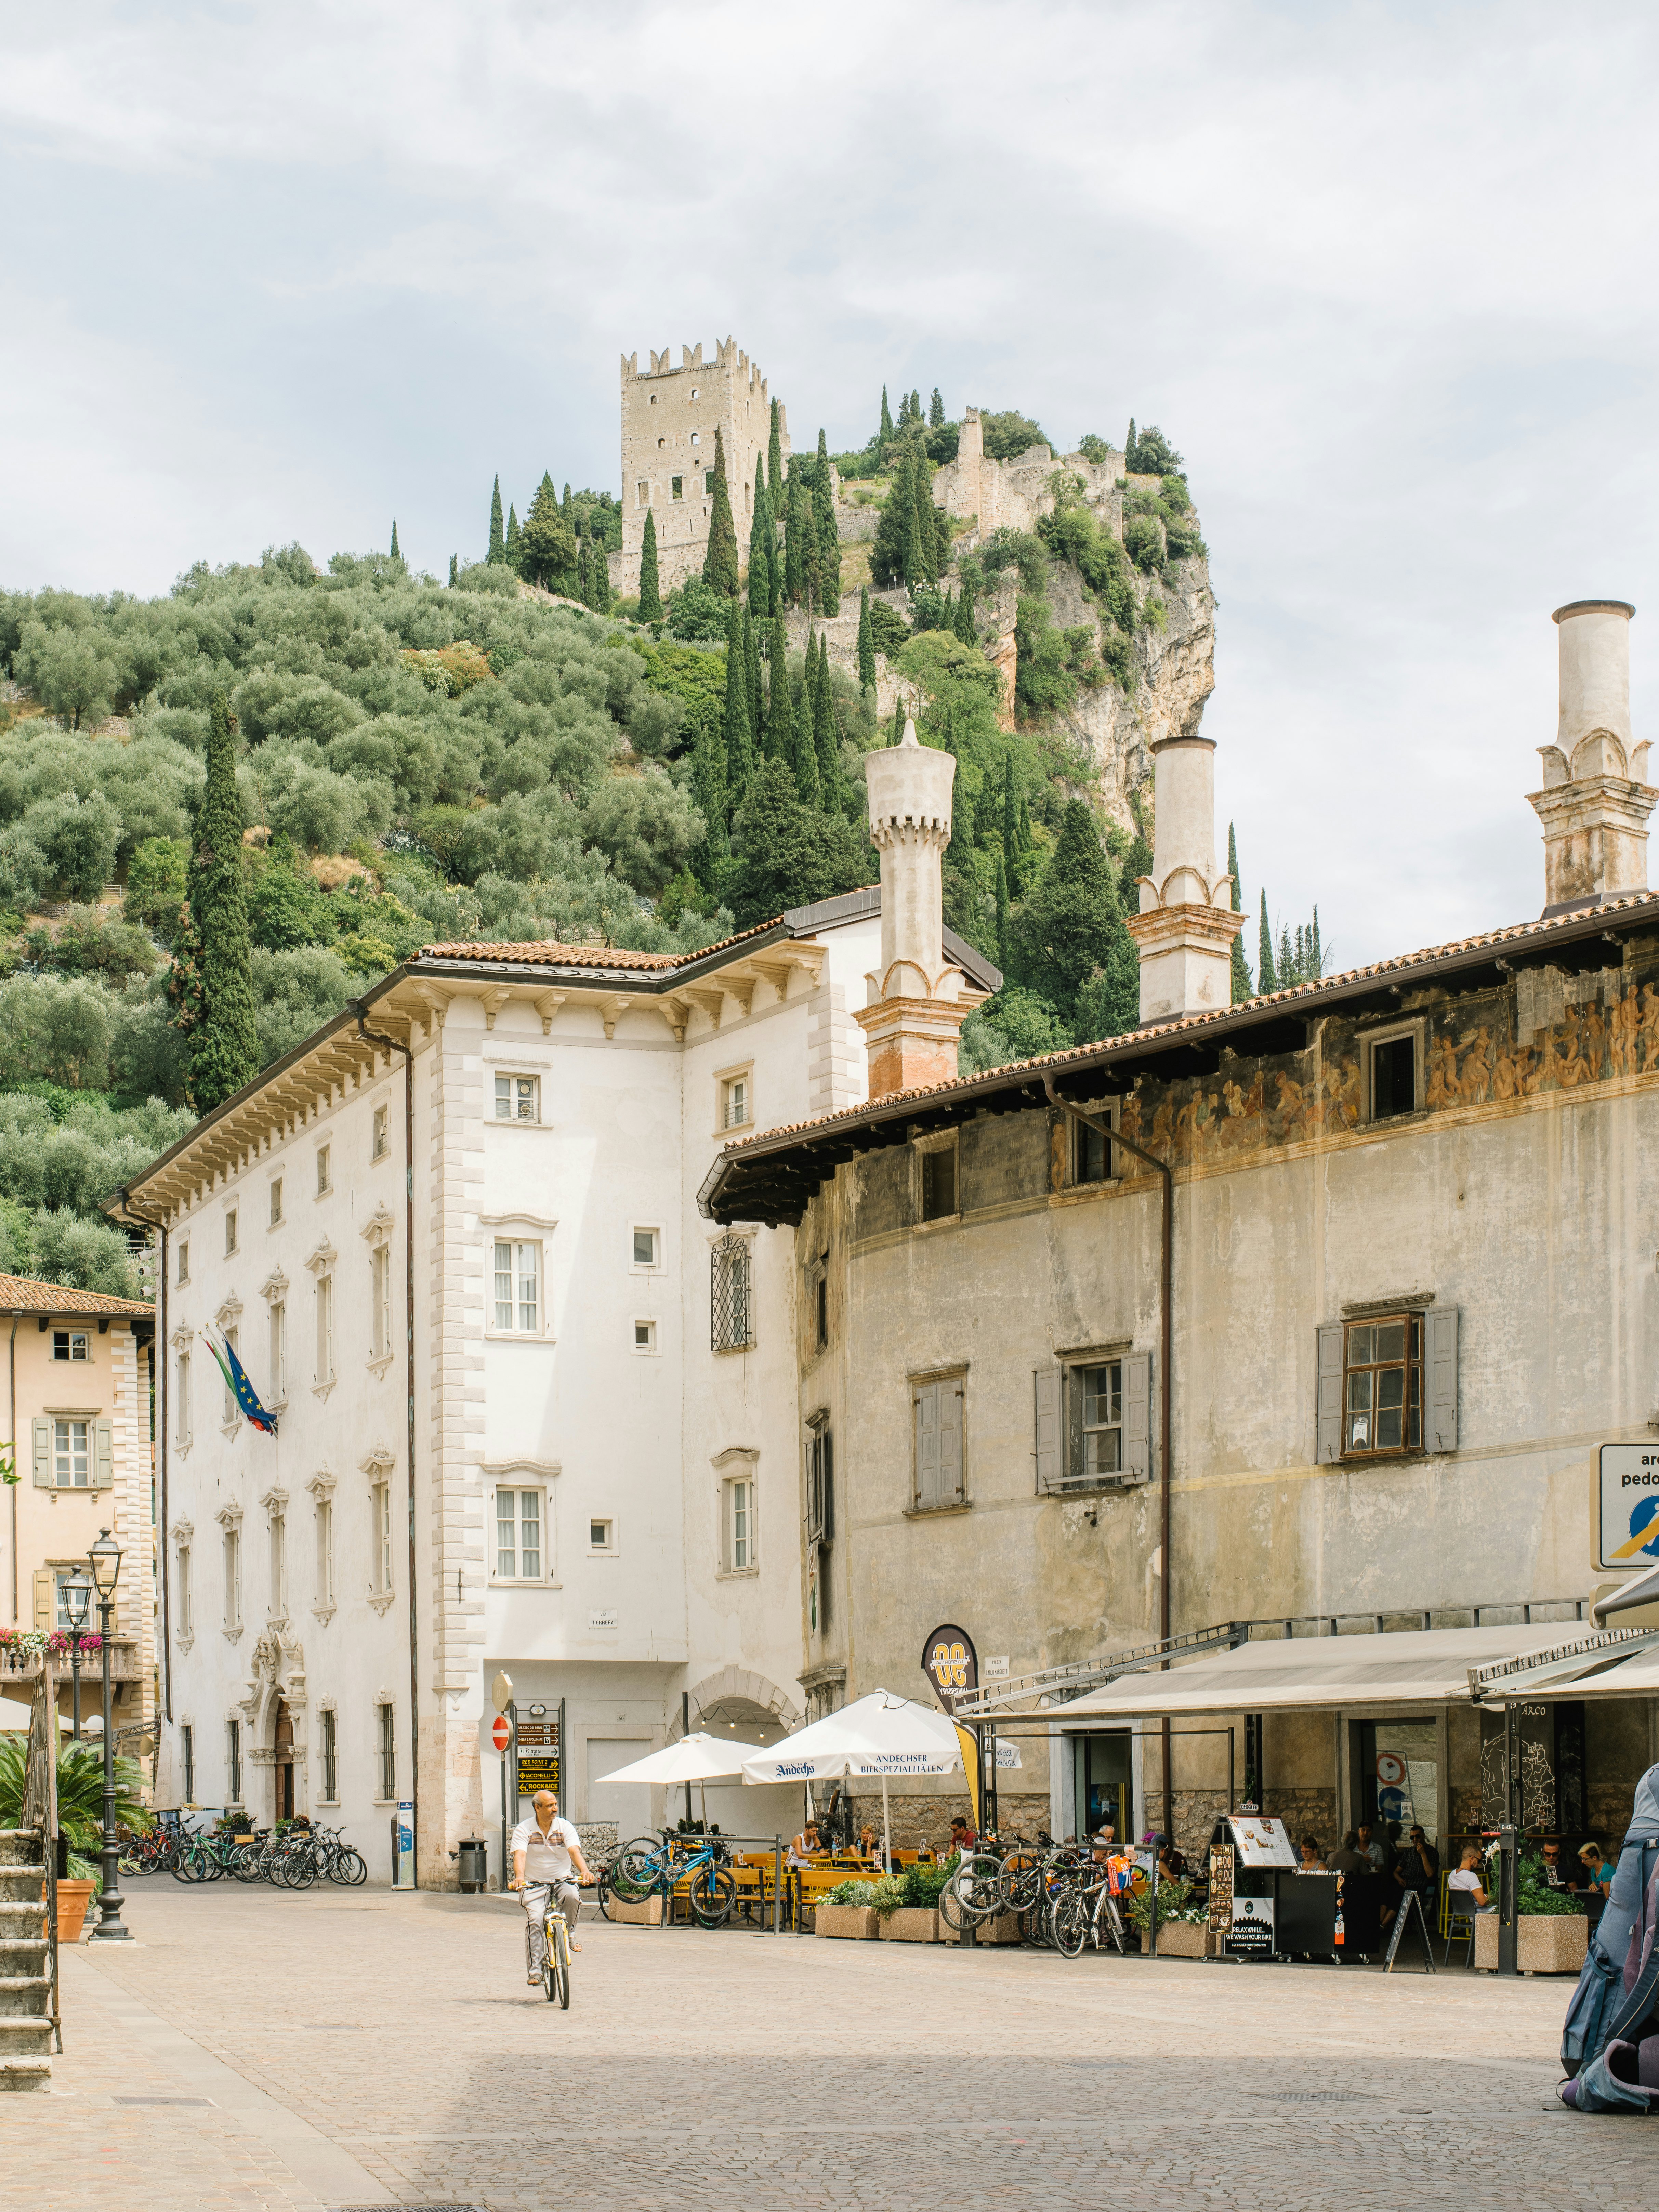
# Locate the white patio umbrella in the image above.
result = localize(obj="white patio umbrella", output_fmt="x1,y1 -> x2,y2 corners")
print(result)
739,1690 -> 960,1871
596,1731 -> 769,1832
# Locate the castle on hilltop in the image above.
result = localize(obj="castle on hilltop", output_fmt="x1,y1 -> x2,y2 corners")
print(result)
615,338 -> 789,600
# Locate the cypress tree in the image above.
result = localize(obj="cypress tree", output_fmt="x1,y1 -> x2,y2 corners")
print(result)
745,608 -> 763,756
702,427 -> 741,596
995,848 -> 1010,973
748,457 -> 773,617
1227,822 -> 1253,1002
784,464 -> 807,607
811,632 -> 838,798
184,690 -> 259,1112
690,716 -> 728,889
1258,890 -> 1277,994
814,429 -> 840,614
766,613 -> 793,760
953,578 -> 974,644
910,452 -> 939,585
1002,755 -> 1019,891
448,553 -> 457,587
892,699 -> 905,745
870,451 -> 909,589
488,475 -> 505,564
1017,794 -> 1034,889
505,503 -> 520,569
724,598 -> 753,800
390,519 -> 400,560
562,483 -> 572,518
767,400 -> 783,502
1311,906 -> 1322,976
638,508 -> 661,621
1125,419 -> 1137,472
591,534 -> 611,615
792,632 -> 821,807
857,587 -> 876,693
577,536 -> 591,607
521,473 -> 575,596
929,387 -> 945,429
1008,798 -> 1136,1028
880,385 -> 894,444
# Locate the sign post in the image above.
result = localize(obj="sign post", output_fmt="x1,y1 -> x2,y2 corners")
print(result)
491,1674 -> 513,1896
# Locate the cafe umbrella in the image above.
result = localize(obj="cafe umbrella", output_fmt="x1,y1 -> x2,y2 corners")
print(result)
595,1732 -> 769,1832
739,1691 -> 961,1871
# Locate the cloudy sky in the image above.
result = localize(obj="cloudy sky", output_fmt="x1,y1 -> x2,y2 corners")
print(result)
4,0 -> 1657,966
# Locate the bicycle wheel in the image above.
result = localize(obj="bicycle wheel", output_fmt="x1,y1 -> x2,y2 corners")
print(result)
285,1849 -> 319,1891
544,1918 -> 570,2009
118,1849 -> 142,1877
614,1842 -> 664,1897
1053,1893 -> 1090,1959
938,1853 -> 1002,1929
687,1864 -> 736,1928
172,1842 -> 204,1884
999,1849 -> 1044,1915
336,1847 -> 367,1887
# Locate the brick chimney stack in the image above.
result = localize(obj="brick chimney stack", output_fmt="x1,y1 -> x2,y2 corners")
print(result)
1123,735 -> 1247,1025
855,719 -> 988,1099
1529,601 -> 1655,915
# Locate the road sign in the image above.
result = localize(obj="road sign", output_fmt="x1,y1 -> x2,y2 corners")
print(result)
921,1623 -> 978,1710
1598,1444 -> 1659,1569
491,1670 -> 514,1715
491,1713 -> 511,1753
517,1756 -> 561,1796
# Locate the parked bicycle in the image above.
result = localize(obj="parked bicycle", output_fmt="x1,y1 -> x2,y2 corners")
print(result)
611,1826 -> 736,1926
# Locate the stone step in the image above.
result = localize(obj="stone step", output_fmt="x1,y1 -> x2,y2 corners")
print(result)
0,1941 -> 47,1978
0,1833 -> 43,1870
0,2020 -> 52,2056
0,2058 -> 51,2093
0,1902 -> 46,1935
0,1868 -> 45,1903
0,1978 -> 52,2019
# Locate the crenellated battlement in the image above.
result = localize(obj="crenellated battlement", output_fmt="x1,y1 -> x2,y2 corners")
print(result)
621,337 -> 769,401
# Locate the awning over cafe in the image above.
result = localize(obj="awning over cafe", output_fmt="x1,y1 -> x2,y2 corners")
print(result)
1053,1621 -> 1659,1720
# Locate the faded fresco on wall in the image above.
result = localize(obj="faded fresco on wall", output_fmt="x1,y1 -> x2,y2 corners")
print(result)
1111,961 -> 1659,1178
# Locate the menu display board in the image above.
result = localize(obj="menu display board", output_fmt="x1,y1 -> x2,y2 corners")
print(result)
1229,1895 -> 1276,1957
1207,1843 -> 1235,1933
1227,1815 -> 1297,1868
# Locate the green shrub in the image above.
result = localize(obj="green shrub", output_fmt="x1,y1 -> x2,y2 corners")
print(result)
819,1874 -> 906,1917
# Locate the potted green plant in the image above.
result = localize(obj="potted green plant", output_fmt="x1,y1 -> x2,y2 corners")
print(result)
0,1737 -> 151,1942
879,1858 -> 953,1943
815,1873 -> 903,1939
1473,1851 -> 1589,1974
1126,1874 -> 1208,1958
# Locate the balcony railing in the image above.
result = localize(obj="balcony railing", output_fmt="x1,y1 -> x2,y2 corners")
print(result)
0,1636 -> 143,1684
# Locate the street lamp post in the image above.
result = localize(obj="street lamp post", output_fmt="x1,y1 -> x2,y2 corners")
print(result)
85,1528 -> 131,1943
64,1566 -> 93,1742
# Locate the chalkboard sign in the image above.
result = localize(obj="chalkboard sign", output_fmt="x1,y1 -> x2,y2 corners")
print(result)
1383,1887 -> 1436,1974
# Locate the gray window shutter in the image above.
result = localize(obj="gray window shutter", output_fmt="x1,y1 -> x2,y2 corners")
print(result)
915,1384 -> 940,1509
1033,1367 -> 1061,1493
1425,1306 -> 1459,1452
822,1431 -> 834,1542
93,1421 -> 114,1489
1316,1324 -> 1345,1463
940,1381 -> 964,1503
31,1416 -> 51,1487
1123,1353 -> 1152,1479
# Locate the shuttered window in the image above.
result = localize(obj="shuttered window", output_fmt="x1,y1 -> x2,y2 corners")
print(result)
807,1423 -> 834,1544
33,1417 -> 113,1489
1033,1355 -> 1152,1493
912,1374 -> 966,1511
1316,1307 -> 1458,1462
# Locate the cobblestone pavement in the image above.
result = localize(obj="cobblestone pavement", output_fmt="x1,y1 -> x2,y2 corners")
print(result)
1,1878 -> 1650,2211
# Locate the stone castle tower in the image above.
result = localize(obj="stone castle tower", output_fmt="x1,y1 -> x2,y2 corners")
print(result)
614,338 -> 789,601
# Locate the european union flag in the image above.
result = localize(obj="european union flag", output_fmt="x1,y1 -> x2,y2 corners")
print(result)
203,1331 -> 278,1435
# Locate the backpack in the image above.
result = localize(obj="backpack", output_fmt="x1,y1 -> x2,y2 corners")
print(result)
1559,1760 -> 1659,2112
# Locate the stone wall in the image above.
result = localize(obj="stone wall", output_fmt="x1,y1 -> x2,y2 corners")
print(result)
841,1792 -> 1052,1850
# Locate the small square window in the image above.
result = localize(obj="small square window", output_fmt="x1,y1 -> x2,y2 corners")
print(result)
690,431 -> 700,446
1343,1315 -> 1422,1455
372,1104 -> 390,1159
225,1209 -> 238,1255
671,475 -> 683,500
178,1240 -> 190,1285
689,387 -> 699,399
494,1074 -> 540,1123
633,1228 -> 659,1268
316,1145 -> 331,1195
636,479 -> 650,506
921,1147 -> 957,1221
633,1319 -> 657,1352
720,1074 -> 750,1130
1372,1035 -> 1417,1121
51,1331 -> 88,1363
589,1517 -> 615,1553
269,1179 -> 283,1226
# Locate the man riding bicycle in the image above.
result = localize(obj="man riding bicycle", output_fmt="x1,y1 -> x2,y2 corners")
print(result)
509,1790 -> 593,1986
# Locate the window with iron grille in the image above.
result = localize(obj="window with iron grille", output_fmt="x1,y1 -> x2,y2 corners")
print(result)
321,1708 -> 338,1800
227,1718 -> 242,1804
377,1702 -> 395,1800
181,1724 -> 195,1803
710,1235 -> 753,1353
806,1420 -> 834,1544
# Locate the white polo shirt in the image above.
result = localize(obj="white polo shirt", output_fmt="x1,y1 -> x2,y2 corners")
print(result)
511,1814 -> 581,1883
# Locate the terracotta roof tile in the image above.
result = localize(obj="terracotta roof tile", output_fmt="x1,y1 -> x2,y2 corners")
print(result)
716,888 -> 1659,1156
0,1273 -> 151,1317
414,910 -> 804,974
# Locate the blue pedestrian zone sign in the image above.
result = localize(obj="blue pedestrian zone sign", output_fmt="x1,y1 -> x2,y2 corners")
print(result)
1598,1444 -> 1659,1569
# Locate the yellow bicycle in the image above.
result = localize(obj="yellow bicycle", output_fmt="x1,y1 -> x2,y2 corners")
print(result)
542,1900 -> 572,2010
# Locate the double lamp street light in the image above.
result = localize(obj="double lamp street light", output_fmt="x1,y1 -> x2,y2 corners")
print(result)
63,1529 -> 131,1943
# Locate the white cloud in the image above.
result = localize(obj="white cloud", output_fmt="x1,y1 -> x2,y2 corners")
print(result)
2,0 -> 1658,961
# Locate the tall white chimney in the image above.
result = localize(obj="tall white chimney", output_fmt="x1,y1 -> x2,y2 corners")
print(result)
855,719 -> 988,1098
1529,600 -> 1655,914
1123,736 -> 1247,1024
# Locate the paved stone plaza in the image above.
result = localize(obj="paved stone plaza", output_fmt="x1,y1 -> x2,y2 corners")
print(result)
1,1880 -> 1650,2211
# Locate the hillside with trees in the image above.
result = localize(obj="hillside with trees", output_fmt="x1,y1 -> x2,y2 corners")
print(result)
0,398 -> 1324,1290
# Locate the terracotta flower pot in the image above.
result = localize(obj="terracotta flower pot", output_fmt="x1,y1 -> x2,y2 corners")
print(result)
53,1879 -> 96,1944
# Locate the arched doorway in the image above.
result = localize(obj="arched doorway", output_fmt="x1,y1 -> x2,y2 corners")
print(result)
273,1699 -> 295,1822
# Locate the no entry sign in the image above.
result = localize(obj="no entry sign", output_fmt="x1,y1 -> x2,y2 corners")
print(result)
491,1714 -> 511,1753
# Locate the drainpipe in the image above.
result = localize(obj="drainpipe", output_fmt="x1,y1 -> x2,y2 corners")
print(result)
1043,1077 -> 1176,1843
115,1195 -> 169,1720
357,1005 -> 419,1887
8,1315 -> 18,1625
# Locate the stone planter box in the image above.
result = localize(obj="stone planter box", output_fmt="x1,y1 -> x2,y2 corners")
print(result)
877,1908 -> 939,1943
940,1910 -> 1022,1946
53,1880 -> 95,1944
1141,1920 -> 1207,1958
605,1895 -> 663,1926
815,1905 -> 879,1940
1475,1913 -> 1587,1973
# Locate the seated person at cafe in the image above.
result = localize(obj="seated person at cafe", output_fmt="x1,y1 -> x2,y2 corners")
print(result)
1577,1842 -> 1613,1895
1396,1824 -> 1440,1898
1448,1844 -> 1491,1911
1328,1830 -> 1367,1876
948,1816 -> 977,1855
787,1821 -> 820,1867
1157,1838 -> 1188,1882
858,1823 -> 881,1861
1298,1834 -> 1326,1872
1356,1820 -> 1389,1873
1540,1841 -> 1568,1887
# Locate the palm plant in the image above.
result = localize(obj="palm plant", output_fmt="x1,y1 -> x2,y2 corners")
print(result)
0,1735 -> 151,1886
